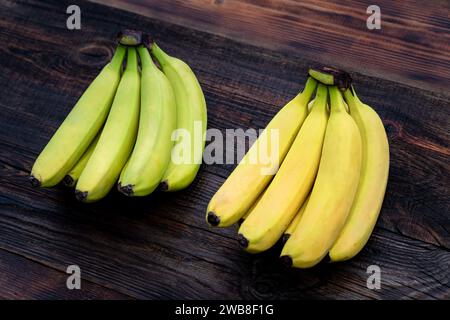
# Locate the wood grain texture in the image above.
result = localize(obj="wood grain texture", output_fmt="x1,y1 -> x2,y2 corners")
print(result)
0,0 -> 449,299
90,0 -> 450,93
0,249 -> 131,299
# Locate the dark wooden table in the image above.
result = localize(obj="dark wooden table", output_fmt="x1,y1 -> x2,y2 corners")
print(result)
0,0 -> 449,299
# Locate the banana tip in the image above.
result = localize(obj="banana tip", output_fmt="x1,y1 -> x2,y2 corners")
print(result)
159,180 -> 169,192
75,190 -> 88,202
29,175 -> 41,187
206,211 -> 220,227
237,234 -> 249,249
118,183 -> 134,197
280,255 -> 293,268
282,234 -> 290,244
62,175 -> 74,187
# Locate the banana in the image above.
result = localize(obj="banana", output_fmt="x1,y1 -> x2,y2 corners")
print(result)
329,87 -> 389,262
238,84 -> 329,253
206,77 -> 318,227
282,194 -> 310,243
75,48 -> 140,202
30,45 -> 126,187
118,45 -> 177,196
62,132 -> 101,187
151,43 -> 207,192
280,86 -> 362,268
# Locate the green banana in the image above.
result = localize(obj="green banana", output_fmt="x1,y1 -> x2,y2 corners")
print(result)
30,45 -> 126,187
62,132 -> 101,187
151,43 -> 207,192
75,48 -> 140,202
118,45 -> 177,196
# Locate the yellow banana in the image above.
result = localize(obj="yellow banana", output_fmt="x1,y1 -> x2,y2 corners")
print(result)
62,133 -> 101,187
206,77 -> 318,227
151,43 -> 207,192
75,48 -> 140,202
118,45 -> 177,196
238,84 -> 329,253
329,87 -> 389,261
281,86 -> 362,268
30,45 -> 126,187
282,194 -> 310,243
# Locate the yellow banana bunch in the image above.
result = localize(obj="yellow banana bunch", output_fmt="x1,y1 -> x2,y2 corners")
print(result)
30,45 -> 126,187
75,47 -> 140,202
281,86 -> 362,268
118,45 -> 177,196
151,43 -> 207,192
238,84 -> 329,253
329,87 -> 389,261
206,77 -> 318,227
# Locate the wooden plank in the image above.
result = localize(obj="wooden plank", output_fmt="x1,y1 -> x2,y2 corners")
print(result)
0,0 -> 448,299
90,0 -> 450,93
0,249 -> 131,299
1,160 -> 449,299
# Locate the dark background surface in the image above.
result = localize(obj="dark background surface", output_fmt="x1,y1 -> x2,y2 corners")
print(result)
0,0 -> 449,299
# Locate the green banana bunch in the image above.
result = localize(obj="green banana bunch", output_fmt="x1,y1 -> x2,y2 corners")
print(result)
329,87 -> 389,261
281,86 -> 362,268
30,45 -> 126,187
151,43 -> 207,192
62,132 -> 101,187
238,84 -> 329,253
206,77 -> 318,227
75,47 -> 140,202
118,45 -> 177,196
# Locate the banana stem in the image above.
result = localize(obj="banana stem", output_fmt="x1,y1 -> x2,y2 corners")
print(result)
125,47 -> 138,73
297,77 -> 318,104
151,43 -> 170,67
137,45 -> 157,71
109,45 -> 127,70
311,83 -> 328,111
329,86 -> 346,113
343,88 -> 359,114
